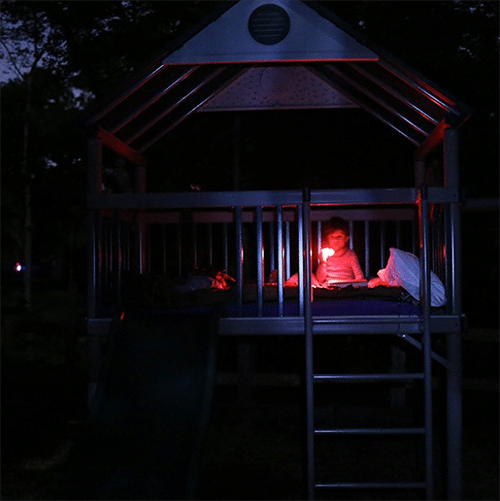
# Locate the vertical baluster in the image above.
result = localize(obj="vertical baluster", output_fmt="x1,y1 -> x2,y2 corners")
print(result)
193,222 -> 198,269
113,210 -> 122,304
277,205 -> 284,317
285,221 -> 291,280
380,221 -> 386,269
162,224 -> 167,275
223,223 -> 229,273
298,207 -> 304,316
235,207 -> 243,314
208,223 -> 213,268
269,221 -> 275,275
256,207 -> 264,317
317,221 -> 322,267
364,220 -> 370,278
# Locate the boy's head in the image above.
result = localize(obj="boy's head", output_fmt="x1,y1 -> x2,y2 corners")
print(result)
323,217 -> 350,251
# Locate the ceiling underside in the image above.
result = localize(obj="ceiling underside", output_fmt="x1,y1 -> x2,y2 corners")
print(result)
87,1 -> 472,158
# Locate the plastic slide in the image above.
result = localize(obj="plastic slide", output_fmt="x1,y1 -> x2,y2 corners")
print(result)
61,306 -> 219,500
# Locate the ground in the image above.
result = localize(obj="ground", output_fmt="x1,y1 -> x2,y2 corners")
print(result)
1,285 -> 498,500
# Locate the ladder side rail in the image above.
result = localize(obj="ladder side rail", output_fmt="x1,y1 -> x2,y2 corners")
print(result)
302,188 -> 315,500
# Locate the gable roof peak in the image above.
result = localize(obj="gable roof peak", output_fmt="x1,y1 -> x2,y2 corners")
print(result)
163,0 -> 378,65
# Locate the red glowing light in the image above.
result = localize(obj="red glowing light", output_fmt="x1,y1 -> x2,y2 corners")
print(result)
120,311 -> 125,321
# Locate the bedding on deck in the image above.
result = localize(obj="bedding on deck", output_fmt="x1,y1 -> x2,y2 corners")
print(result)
122,274 -> 420,317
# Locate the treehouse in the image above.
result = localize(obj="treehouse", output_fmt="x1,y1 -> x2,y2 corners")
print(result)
82,2 -> 472,499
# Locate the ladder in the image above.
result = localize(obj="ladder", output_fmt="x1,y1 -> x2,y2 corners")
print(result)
301,188 -> 435,500
303,325 -> 434,500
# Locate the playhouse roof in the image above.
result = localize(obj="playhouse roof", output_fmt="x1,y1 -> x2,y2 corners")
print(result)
86,0 -> 472,162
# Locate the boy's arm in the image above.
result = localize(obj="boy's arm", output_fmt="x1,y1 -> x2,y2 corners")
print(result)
351,254 -> 365,281
316,262 -> 327,283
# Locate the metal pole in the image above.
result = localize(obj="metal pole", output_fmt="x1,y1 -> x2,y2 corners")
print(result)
298,208 -> 304,316
235,207 -> 243,315
420,185 -> 434,500
444,128 -> 463,500
303,188 -> 314,500
269,221 -> 275,274
364,221 -> 370,278
136,165 -> 147,274
223,223 -> 228,273
112,210 -> 122,305
285,221 -> 291,279
277,205 -> 284,317
256,206 -> 263,317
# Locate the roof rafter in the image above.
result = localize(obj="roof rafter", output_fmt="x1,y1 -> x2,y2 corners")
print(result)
85,0 -> 472,159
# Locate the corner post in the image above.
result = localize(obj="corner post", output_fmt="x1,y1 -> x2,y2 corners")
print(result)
136,164 -> 147,274
443,127 -> 463,500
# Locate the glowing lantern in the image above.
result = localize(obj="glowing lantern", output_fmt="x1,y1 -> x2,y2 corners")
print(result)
321,248 -> 335,261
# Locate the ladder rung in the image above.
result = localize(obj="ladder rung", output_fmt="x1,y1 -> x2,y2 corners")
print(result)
313,373 -> 424,381
315,481 -> 426,490
314,427 -> 425,435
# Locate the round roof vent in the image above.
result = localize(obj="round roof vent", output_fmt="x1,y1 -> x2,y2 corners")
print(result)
248,4 -> 291,45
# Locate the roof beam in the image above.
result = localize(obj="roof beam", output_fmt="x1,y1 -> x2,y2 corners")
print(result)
377,59 -> 460,118
136,64 -> 250,152
88,65 -> 166,125
324,63 -> 433,137
346,62 -> 440,126
413,119 -> 449,161
108,66 -> 199,135
122,66 -> 229,145
96,127 -> 148,165
309,64 -> 422,145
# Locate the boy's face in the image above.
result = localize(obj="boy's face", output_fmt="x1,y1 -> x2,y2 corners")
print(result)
326,230 -> 349,252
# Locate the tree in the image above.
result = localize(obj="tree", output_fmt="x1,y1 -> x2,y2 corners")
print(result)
1,2 -> 87,306
1,1 -> 497,304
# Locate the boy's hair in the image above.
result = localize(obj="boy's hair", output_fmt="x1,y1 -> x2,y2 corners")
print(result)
323,216 -> 350,237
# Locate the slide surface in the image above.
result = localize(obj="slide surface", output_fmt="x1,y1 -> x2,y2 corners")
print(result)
62,306 -> 218,500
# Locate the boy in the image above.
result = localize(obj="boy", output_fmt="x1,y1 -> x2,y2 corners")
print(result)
315,217 -> 365,285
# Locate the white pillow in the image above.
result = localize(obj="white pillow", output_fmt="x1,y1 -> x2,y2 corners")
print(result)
378,248 -> 447,307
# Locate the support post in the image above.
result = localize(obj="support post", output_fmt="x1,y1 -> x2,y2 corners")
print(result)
414,159 -> 426,188
302,188 -> 315,500
136,164 -> 147,274
443,128 -> 463,500
419,185 -> 434,500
